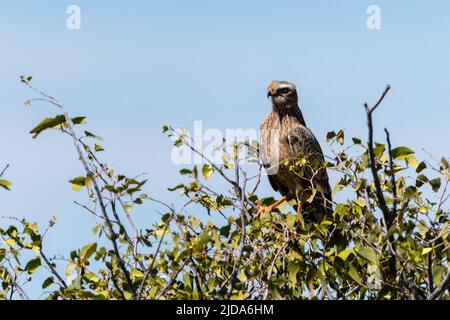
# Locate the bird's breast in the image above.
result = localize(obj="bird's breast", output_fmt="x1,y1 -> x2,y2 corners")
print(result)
260,121 -> 297,175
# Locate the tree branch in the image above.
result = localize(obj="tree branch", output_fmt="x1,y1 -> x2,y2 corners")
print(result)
40,251 -> 68,289
3,268 -> 29,300
23,81 -> 135,299
136,198 -> 188,299
226,170 -> 248,299
428,269 -> 450,300
384,128 -> 397,217
0,164 -> 10,178
363,84 -> 397,289
364,85 -> 392,226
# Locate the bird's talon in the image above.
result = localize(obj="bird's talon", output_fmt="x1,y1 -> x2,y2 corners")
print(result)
256,207 -> 269,218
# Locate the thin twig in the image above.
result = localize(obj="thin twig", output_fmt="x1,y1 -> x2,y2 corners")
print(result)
0,164 -> 10,178
175,131 -> 258,212
23,81 -> 135,299
137,199 -> 183,299
156,258 -> 190,299
364,85 -> 392,226
262,239 -> 290,300
3,268 -> 29,300
40,251 -> 68,289
363,85 -> 397,283
385,128 -> 397,216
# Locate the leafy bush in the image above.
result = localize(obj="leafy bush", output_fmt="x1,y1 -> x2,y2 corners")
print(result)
0,79 -> 448,300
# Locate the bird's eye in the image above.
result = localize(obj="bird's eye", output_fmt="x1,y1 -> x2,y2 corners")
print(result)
279,88 -> 290,94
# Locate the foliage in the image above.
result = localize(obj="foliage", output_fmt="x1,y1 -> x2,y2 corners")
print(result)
0,78 -> 448,300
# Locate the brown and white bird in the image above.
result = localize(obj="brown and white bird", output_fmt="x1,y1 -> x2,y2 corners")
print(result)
258,81 -> 332,218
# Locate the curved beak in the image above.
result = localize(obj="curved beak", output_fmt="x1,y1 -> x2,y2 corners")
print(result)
267,91 -> 272,98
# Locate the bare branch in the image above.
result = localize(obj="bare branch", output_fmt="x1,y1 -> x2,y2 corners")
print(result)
40,251 -> 67,289
363,85 -> 397,284
427,252 -> 434,293
174,130 -> 258,212
385,128 -> 397,216
364,85 -> 392,227
262,239 -> 290,300
155,258 -> 190,299
365,84 -> 391,115
137,198 -> 187,299
0,164 -> 10,178
428,269 -> 450,300
3,267 -> 29,300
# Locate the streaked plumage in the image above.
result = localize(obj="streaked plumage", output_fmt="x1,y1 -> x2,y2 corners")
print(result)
260,81 -> 332,217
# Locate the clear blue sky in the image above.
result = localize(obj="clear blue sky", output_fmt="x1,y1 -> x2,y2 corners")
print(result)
1,1 -> 449,298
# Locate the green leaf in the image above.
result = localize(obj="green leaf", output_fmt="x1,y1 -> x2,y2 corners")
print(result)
348,264 -> 362,284
94,144 -> 105,152
130,269 -> 144,279
84,131 -> 103,140
338,249 -> 354,261
416,161 -> 427,173
441,157 -> 450,170
192,166 -> 198,180
326,131 -> 336,142
287,262 -> 300,287
71,117 -> 87,125
405,155 -> 419,169
25,257 -> 41,274
416,174 -> 428,188
71,184 -> 83,192
336,130 -> 345,145
357,247 -> 377,265
3,239 -> 16,247
202,164 -> 213,180
0,179 -> 12,190
84,272 -> 100,283
42,276 -> 54,289
353,199 -> 366,208
167,183 -> 184,192
332,183 -> 343,196
421,247 -> 432,255
0,248 -> 6,263
432,265 -> 445,287
66,262 -> 77,278
179,169 -> 192,175
374,143 -> 385,157
20,75 -> 33,83
92,224 -> 101,235
69,176 -> 86,192
286,213 -> 297,230
30,115 -> 86,139
429,178 -> 441,192
391,146 -> 414,159
80,242 -> 97,261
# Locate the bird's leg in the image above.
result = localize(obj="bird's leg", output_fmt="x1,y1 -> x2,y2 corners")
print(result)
295,190 -> 306,228
296,198 -> 305,228
256,195 -> 289,217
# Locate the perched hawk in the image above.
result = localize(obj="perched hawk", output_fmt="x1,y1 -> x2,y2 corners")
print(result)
258,81 -> 332,218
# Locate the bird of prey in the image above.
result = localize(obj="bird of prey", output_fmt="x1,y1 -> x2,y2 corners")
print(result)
257,81 -> 332,219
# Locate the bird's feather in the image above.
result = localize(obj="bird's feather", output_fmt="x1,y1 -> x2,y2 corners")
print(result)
260,81 -> 333,218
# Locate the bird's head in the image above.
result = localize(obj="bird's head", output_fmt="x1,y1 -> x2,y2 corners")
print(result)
267,81 -> 298,112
